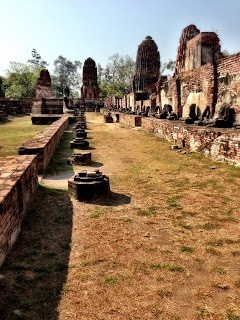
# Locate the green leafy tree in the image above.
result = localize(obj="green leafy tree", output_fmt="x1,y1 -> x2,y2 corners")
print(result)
27,49 -> 48,68
3,62 -> 40,98
52,56 -> 82,97
99,54 -> 135,98
0,76 -> 5,97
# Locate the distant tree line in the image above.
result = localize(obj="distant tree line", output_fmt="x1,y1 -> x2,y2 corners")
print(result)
0,49 -> 176,99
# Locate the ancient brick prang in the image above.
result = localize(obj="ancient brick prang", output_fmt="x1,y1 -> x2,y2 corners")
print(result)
174,24 -> 200,75
174,25 -> 223,75
133,36 -> 160,96
36,69 -> 52,98
81,58 -> 100,99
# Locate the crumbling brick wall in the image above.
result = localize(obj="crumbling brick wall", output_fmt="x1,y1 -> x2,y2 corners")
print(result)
0,155 -> 38,267
141,117 -> 240,166
216,53 -> 240,122
0,114 -> 70,266
19,116 -> 69,173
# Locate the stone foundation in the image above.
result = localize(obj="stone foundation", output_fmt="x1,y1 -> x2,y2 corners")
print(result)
31,115 -> 63,125
19,116 -> 69,173
0,155 -> 38,267
68,170 -> 110,201
141,117 -> 240,166
111,112 -> 240,166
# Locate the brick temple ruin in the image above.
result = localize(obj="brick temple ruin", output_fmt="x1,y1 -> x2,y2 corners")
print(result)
0,24 -> 240,267
81,57 -> 100,99
105,24 -> 240,128
103,24 -> 240,166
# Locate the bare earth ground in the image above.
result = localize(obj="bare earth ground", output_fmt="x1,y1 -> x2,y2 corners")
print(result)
0,112 -> 240,320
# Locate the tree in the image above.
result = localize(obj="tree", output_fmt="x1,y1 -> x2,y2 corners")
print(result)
161,59 -> 176,76
52,56 -> 82,97
222,49 -> 231,57
3,62 -> 40,98
99,54 -> 135,98
0,76 -> 5,97
27,49 -> 48,68
97,63 -> 104,84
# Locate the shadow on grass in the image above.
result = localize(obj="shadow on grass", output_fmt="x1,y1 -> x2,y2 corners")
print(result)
0,185 -> 73,320
89,161 -> 103,168
86,191 -> 131,206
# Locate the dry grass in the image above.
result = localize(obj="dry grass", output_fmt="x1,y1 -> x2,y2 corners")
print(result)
0,112 -> 240,319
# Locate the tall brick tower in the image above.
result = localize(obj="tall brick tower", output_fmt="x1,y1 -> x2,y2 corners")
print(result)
132,36 -> 160,97
81,57 -> 100,99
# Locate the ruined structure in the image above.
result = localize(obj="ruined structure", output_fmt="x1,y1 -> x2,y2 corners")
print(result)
161,24 -> 225,120
81,58 -> 100,99
36,69 -> 52,98
131,36 -> 160,111
68,170 -> 110,201
113,24 -> 240,127
32,69 -> 63,116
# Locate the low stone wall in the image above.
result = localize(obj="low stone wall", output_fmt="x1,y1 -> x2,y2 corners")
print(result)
118,113 -> 142,127
0,155 -> 38,267
141,117 -> 240,166
19,116 -> 69,173
101,109 -> 142,127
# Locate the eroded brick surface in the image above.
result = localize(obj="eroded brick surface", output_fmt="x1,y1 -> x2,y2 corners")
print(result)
18,116 -> 69,173
0,155 -> 38,267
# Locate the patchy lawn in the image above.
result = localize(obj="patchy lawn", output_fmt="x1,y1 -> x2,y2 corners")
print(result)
0,112 -> 240,320
0,116 -> 48,158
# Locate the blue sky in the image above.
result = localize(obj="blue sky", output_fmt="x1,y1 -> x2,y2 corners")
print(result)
0,0 -> 239,76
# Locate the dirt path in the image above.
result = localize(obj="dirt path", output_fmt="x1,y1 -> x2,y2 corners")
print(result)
1,112 -> 240,320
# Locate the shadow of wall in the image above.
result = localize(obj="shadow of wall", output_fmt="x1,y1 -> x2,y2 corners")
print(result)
0,186 -> 73,320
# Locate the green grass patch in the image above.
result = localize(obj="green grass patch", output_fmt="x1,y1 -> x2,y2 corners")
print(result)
45,127 -> 74,174
168,265 -> 184,272
90,209 -> 105,218
0,116 -> 48,158
181,246 -> 194,253
150,264 -> 163,270
137,206 -> 159,216
212,266 -> 227,275
166,196 -> 180,208
104,277 -> 118,284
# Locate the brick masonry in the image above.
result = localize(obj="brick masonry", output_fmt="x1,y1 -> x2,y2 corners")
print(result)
0,115 -> 70,266
107,110 -> 240,166
18,116 -> 69,174
142,117 -> 240,166
0,155 -> 38,267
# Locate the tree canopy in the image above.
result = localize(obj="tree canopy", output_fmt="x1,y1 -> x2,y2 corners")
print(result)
99,54 -> 135,98
1,48 -> 178,99
52,56 -> 82,97
3,62 -> 40,98
27,49 -> 48,68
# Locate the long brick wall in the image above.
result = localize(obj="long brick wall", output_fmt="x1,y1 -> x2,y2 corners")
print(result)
141,117 -> 240,166
19,116 -> 69,174
0,155 -> 38,267
110,111 -> 240,166
0,115 -> 71,266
